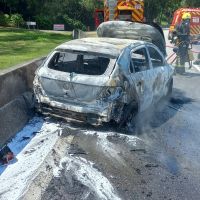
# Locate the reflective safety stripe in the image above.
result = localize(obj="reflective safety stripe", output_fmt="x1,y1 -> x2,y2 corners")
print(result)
132,12 -> 141,22
104,2 -> 109,21
191,25 -> 200,35
130,0 -> 144,22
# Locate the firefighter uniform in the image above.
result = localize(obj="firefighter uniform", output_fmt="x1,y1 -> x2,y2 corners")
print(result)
174,12 -> 191,73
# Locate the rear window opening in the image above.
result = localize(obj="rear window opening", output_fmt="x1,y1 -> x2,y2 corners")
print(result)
48,52 -> 112,75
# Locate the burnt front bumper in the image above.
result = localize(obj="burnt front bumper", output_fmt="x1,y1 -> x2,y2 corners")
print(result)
36,96 -> 113,125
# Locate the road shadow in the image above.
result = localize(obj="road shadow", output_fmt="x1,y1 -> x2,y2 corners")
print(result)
133,88 -> 194,133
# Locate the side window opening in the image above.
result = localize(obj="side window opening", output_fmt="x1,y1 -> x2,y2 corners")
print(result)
48,52 -> 111,75
130,48 -> 149,73
148,46 -> 164,67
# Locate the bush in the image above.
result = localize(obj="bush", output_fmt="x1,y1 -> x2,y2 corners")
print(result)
35,15 -> 52,30
10,14 -> 24,27
62,15 -> 86,31
4,14 -> 10,25
34,14 -> 87,31
0,12 -> 10,26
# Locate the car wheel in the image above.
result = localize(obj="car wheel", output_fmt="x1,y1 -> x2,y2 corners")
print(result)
118,101 -> 138,128
129,112 -> 143,134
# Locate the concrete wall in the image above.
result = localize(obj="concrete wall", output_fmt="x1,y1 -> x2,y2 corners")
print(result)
0,58 -> 44,107
0,58 -> 44,148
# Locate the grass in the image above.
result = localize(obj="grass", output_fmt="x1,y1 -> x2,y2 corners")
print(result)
0,28 -> 72,70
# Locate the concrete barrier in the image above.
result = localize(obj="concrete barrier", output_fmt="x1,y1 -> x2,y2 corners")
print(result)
0,58 -> 44,107
0,94 -> 32,147
0,58 -> 44,148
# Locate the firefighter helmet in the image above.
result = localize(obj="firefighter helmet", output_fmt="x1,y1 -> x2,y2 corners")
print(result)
182,12 -> 191,20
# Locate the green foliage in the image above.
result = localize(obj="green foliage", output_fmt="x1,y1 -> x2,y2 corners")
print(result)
10,14 -> 24,27
35,15 -> 52,30
0,12 -> 24,27
183,0 -> 200,7
0,13 -> 10,26
35,13 -> 86,31
1,0 -> 200,29
145,0 -> 182,23
4,14 -> 10,25
62,15 -> 86,31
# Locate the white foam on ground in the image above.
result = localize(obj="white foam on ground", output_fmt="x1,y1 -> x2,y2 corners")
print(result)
54,156 -> 121,200
0,117 -> 60,200
84,130 -> 140,147
96,134 -> 125,165
80,130 -> 141,166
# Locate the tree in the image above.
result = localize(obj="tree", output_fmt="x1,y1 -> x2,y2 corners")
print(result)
0,0 -> 199,30
183,0 -> 200,7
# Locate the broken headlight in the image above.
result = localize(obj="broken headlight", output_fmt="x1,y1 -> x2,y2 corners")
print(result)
98,87 -> 123,101
33,75 -> 46,97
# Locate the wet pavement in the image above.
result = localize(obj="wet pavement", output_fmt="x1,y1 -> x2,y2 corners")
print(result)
35,72 -> 200,200
21,72 -> 200,200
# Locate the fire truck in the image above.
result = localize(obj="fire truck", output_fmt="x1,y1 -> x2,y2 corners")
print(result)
94,0 -> 144,28
168,8 -> 200,40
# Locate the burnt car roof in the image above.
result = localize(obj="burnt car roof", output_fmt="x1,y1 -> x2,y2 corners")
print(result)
55,37 -> 145,57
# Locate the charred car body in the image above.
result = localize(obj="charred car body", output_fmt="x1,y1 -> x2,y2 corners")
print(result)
34,36 -> 173,126
34,38 -> 173,124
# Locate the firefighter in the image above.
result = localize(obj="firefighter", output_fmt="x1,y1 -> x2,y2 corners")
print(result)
172,12 -> 192,73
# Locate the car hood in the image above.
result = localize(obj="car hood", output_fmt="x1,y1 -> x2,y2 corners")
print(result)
97,21 -> 166,56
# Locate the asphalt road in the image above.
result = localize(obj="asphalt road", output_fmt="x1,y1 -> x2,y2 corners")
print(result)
30,73 -> 199,200
23,30 -> 200,200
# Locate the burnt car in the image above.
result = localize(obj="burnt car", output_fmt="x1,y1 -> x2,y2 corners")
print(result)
34,37 -> 174,125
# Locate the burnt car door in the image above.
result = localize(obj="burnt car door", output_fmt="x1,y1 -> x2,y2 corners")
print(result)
146,44 -> 169,101
128,46 -> 154,112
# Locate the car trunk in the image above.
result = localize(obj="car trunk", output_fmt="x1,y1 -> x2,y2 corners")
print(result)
38,51 -> 116,103
39,72 -> 110,103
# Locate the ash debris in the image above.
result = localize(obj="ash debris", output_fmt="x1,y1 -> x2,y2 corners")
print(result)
43,156 -> 121,200
42,168 -> 97,200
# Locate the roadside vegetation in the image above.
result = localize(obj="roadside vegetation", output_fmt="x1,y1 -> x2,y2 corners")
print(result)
0,0 -> 199,31
0,28 -> 71,70
0,0 -> 199,69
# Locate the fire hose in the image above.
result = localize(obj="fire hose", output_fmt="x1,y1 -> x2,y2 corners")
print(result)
166,45 -> 200,65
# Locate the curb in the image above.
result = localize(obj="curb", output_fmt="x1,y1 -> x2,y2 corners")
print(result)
0,92 -> 34,148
